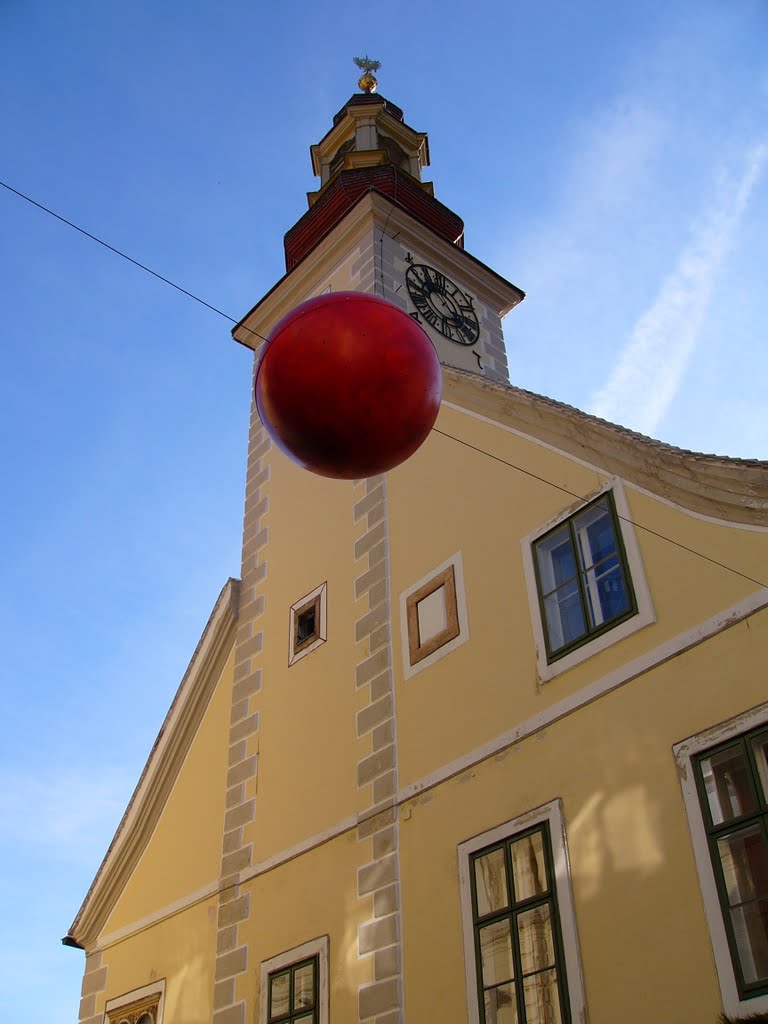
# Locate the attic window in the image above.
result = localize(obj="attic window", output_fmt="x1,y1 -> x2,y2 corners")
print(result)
289,583 -> 327,666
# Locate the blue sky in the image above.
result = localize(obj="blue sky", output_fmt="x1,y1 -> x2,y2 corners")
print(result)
1,1 -> 766,1019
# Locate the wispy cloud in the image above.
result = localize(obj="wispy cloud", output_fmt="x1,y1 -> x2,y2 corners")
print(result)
588,141 -> 768,435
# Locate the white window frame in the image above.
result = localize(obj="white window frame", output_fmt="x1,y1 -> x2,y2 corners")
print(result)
673,702 -> 768,1018
288,582 -> 328,667
522,478 -> 654,682
104,980 -> 165,1024
399,551 -> 470,680
259,935 -> 329,1024
457,799 -> 588,1024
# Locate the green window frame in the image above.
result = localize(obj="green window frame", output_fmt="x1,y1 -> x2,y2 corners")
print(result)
694,727 -> 768,999
267,956 -> 319,1024
532,492 -> 636,662
469,821 -> 571,1024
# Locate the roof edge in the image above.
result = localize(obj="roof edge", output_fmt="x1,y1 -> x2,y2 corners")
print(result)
443,367 -> 768,527
67,577 -> 241,949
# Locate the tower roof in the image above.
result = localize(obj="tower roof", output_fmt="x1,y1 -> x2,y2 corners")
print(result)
283,87 -> 466,270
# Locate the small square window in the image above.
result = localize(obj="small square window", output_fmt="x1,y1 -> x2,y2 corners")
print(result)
289,583 -> 327,666
399,553 -> 469,678
295,598 -> 319,650
406,565 -> 460,665
260,937 -> 329,1024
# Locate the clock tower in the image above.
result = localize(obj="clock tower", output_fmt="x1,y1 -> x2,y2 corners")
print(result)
232,72 -> 524,383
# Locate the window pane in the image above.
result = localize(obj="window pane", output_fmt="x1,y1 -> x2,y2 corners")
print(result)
751,734 -> 768,804
730,898 -> 768,984
293,962 -> 315,1010
270,972 -> 290,1019
479,919 -> 515,986
475,848 -> 509,916
584,558 -> 630,628
484,982 -> 518,1024
293,1017 -> 315,1024
535,528 -> 576,594
523,968 -> 562,1024
701,746 -> 757,824
717,825 -> 768,906
543,582 -> 585,652
517,905 -> 556,975
574,504 -> 616,570
510,832 -> 548,901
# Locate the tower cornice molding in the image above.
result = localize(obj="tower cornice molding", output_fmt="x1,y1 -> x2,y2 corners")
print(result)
234,190 -> 523,352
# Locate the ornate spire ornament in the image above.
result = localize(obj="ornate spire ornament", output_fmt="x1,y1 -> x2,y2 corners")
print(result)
353,54 -> 381,94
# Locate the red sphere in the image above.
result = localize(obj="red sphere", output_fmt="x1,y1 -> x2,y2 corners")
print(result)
255,292 -> 442,479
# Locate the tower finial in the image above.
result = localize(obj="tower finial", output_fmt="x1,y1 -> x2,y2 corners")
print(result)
353,55 -> 381,94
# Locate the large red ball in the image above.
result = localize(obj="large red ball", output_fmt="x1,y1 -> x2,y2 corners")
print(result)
254,292 -> 442,479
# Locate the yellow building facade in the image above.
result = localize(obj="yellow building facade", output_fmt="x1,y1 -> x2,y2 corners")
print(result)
67,83 -> 768,1024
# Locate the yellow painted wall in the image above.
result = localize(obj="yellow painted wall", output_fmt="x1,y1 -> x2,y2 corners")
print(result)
96,898 -> 218,1024
388,399 -> 768,787
103,647 -> 235,936
236,827 -> 373,1018
244,449 -> 377,863
399,608 -> 768,1023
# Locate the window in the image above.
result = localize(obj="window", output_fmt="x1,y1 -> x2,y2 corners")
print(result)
674,707 -> 768,1017
533,491 -> 636,662
693,727 -> 768,999
522,482 -> 655,681
399,552 -> 469,679
260,937 -> 329,1024
268,956 -> 318,1023
289,583 -> 327,666
458,802 -> 587,1024
104,982 -> 164,1024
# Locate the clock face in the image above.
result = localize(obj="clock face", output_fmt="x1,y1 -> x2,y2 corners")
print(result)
405,263 -> 480,346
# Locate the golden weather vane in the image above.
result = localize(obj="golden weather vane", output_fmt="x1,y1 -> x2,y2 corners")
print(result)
353,55 -> 381,94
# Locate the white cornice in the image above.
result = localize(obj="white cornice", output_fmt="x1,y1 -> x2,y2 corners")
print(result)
232,191 -> 523,351
67,578 -> 240,949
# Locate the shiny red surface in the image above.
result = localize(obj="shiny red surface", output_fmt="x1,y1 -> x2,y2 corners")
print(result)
255,292 -> 442,479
